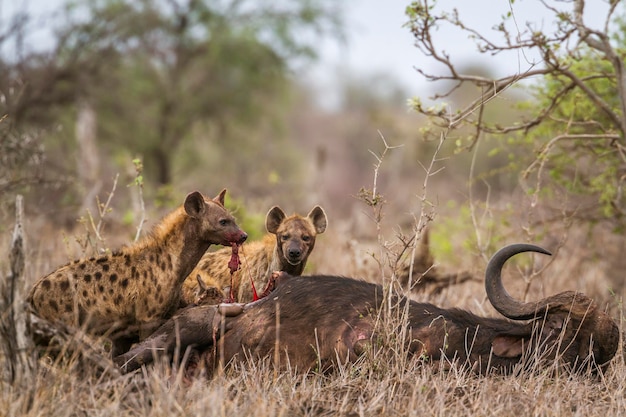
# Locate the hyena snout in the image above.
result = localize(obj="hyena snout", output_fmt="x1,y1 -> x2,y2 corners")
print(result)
286,243 -> 305,264
234,232 -> 248,245
288,248 -> 301,260
223,230 -> 247,245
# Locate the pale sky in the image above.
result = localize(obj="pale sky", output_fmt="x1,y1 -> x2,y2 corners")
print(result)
1,0 -> 620,108
306,0 -> 617,108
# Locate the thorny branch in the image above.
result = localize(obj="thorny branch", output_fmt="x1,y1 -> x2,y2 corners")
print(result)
407,0 -> 625,132
404,132 -> 446,289
77,174 -> 119,255
131,158 -> 147,243
406,0 -> 626,223
357,133 -> 404,281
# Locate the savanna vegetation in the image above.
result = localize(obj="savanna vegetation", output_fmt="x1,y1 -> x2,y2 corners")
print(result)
1,0 -> 626,415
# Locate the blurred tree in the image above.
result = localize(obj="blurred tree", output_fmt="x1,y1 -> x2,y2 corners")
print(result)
0,10 -> 94,216
80,0 -> 341,185
405,0 -> 626,228
0,0 -> 342,191
0,120 -> 46,209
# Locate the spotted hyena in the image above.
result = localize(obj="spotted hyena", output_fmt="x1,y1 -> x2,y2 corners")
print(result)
27,189 -> 247,353
180,205 -> 327,304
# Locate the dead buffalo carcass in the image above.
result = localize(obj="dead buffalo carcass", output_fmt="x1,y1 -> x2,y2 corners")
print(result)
115,244 -> 619,375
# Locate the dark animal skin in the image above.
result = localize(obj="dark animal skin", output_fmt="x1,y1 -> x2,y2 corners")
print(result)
114,244 -> 619,375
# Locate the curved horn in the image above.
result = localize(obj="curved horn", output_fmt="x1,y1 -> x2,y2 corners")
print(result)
485,243 -> 552,320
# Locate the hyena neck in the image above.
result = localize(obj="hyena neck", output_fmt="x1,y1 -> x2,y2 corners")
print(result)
149,209 -> 213,287
177,234 -> 213,287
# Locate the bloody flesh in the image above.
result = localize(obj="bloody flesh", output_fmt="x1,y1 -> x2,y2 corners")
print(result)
227,242 -> 259,302
228,242 -> 241,274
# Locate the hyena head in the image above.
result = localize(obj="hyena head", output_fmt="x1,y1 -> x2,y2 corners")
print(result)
266,205 -> 327,268
193,275 -> 224,305
184,189 -> 248,246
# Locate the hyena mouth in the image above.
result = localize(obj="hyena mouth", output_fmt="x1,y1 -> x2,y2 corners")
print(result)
286,258 -> 302,266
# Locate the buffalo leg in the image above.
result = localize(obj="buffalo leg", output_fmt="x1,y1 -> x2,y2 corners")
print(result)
114,304 -> 238,372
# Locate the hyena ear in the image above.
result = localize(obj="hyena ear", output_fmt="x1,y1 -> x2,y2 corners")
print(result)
266,206 -> 286,234
213,189 -> 227,206
196,275 -> 209,291
308,206 -> 327,234
184,191 -> 206,218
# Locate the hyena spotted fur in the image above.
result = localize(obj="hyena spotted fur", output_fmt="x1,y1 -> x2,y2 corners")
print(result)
27,190 -> 247,353
181,205 -> 327,305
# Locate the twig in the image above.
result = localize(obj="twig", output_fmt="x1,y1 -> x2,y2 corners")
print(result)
405,133 -> 446,291
131,158 -> 146,242
80,174 -> 119,255
95,173 -> 119,241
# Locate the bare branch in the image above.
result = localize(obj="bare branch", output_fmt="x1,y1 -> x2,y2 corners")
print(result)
406,0 -> 626,225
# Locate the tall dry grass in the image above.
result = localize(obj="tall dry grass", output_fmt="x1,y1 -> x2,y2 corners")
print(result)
2,222 -> 625,416
2,138 -> 626,417
2,298 -> 625,417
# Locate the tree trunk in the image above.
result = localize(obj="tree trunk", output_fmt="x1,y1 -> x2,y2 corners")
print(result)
152,146 -> 172,186
75,98 -> 102,214
1,195 -> 35,387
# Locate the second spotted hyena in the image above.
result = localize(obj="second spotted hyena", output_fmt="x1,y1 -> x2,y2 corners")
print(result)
181,205 -> 327,304
27,190 -> 247,353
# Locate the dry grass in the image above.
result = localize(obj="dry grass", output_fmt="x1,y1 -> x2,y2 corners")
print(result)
2,327 -> 626,417
2,214 -> 626,417
2,137 -> 626,415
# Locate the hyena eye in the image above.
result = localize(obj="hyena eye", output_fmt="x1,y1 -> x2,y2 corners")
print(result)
219,219 -> 230,226
302,235 -> 311,242
281,234 -> 290,241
